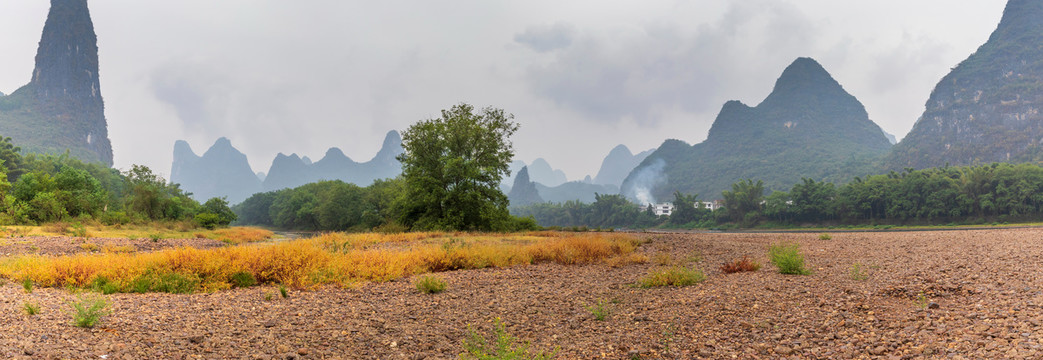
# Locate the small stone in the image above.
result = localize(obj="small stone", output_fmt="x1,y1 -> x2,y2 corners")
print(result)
297,348 -> 309,356
927,302 -> 940,309
870,346 -> 887,355
188,335 -> 205,344
775,345 -> 793,355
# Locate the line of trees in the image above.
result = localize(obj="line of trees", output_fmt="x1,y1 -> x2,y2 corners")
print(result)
512,162 -> 1043,229
0,136 -> 235,228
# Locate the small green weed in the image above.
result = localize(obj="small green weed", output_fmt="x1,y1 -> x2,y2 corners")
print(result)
91,277 -> 120,294
768,242 -> 811,275
23,302 -> 40,316
415,275 -> 448,294
130,272 -> 200,294
849,262 -> 869,281
583,299 -> 611,321
229,271 -> 257,288
69,222 -> 89,237
22,278 -> 33,293
916,291 -> 929,309
818,233 -> 832,240
279,284 -> 289,298
69,293 -> 109,328
461,318 -> 557,359
639,266 -> 705,288
264,291 -> 274,301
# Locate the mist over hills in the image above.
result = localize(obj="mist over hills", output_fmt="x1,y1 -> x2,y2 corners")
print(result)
889,0 -> 1043,168
593,145 -> 653,187
171,138 -> 261,204
0,0 -> 113,165
262,131 -> 403,192
171,131 -> 404,204
621,57 -> 893,203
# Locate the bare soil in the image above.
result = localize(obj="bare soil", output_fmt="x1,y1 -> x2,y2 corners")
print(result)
2,229 -> 1043,359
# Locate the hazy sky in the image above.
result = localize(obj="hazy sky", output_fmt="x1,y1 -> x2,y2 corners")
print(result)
0,1 -> 1007,181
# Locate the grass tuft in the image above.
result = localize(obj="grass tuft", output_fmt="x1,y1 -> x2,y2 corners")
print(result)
23,278 -> 33,293
279,284 -> 289,298
849,262 -> 869,280
229,271 -> 258,288
768,242 -> 811,275
415,275 -> 448,294
818,233 -> 832,240
69,293 -> 109,328
23,302 -> 40,316
461,318 -> 557,360
584,299 -> 611,321
639,266 -> 705,288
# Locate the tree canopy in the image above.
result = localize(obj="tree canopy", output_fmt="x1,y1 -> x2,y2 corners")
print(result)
397,103 -> 525,231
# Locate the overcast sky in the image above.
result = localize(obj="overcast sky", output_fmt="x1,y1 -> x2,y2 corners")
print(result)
0,1 -> 1007,181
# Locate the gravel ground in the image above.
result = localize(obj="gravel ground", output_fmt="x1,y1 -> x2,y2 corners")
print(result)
0,236 -> 227,256
2,229 -> 1042,359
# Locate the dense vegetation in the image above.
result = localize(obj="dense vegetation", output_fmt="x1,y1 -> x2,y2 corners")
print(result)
888,0 -> 1043,169
515,162 -> 1043,229
0,136 -> 234,227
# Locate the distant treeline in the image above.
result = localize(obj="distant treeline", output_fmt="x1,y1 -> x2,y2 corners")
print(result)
233,177 -> 539,232
0,136 -> 235,228
512,162 -> 1043,228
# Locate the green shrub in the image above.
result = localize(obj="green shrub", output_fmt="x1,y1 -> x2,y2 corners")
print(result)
194,213 -> 223,230
584,299 -> 611,321
849,262 -> 869,280
639,266 -> 705,287
461,318 -> 557,360
22,278 -> 32,293
769,242 -> 810,275
229,271 -> 257,288
23,302 -> 40,316
279,284 -> 289,298
68,222 -> 89,237
415,275 -> 447,294
99,211 -> 130,225
130,272 -> 200,294
91,276 -> 119,294
69,293 -> 109,328
818,233 -> 832,240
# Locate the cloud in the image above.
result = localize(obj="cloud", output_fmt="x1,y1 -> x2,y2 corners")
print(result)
514,22 -> 576,53
516,1 -> 822,125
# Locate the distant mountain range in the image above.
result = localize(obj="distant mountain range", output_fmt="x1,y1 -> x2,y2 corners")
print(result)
0,0 -> 113,165
889,0 -> 1043,168
621,57 -> 893,203
171,131 -> 403,204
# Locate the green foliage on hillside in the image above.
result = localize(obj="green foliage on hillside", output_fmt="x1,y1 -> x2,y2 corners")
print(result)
623,58 -> 892,201
0,135 -> 228,227
889,0 -> 1043,169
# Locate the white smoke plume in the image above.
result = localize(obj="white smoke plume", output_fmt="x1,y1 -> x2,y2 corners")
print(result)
627,158 -> 665,205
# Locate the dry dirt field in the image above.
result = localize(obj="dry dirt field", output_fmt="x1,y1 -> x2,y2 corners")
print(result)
2,228 -> 1043,359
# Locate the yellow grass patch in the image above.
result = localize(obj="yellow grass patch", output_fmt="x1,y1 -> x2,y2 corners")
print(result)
2,224 -> 275,244
0,232 -> 639,292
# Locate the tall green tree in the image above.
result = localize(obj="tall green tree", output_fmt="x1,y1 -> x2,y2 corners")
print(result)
397,103 -> 519,231
722,179 -> 765,225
